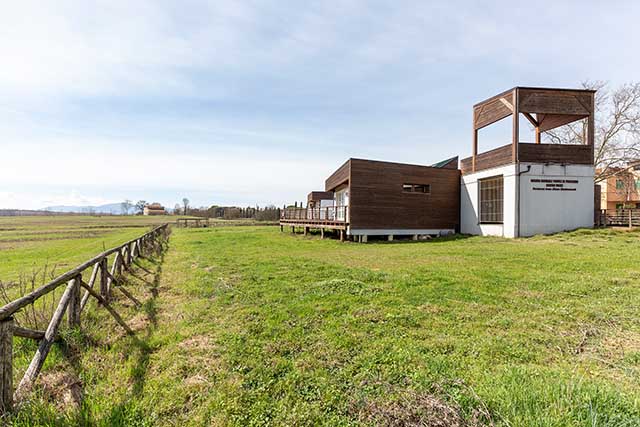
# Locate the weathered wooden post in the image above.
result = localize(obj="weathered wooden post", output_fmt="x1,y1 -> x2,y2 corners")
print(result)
629,209 -> 633,228
126,243 -> 133,266
100,257 -> 109,302
68,275 -> 81,328
0,316 -> 13,413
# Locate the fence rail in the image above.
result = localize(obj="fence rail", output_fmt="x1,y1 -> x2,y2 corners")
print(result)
597,209 -> 640,227
0,223 -> 170,413
280,206 -> 348,223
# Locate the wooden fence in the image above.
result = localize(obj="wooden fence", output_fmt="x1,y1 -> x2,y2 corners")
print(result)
596,209 -> 640,228
0,223 -> 170,414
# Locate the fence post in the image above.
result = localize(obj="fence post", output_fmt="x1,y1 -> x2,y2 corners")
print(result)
100,258 -> 109,302
127,243 -> 133,266
629,209 -> 633,228
0,316 -> 13,414
67,275 -> 81,328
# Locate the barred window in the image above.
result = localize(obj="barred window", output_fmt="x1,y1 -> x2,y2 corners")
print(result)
479,176 -> 503,223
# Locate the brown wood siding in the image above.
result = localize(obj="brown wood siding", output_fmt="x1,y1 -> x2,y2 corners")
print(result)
518,143 -> 593,164
348,159 -> 460,230
325,160 -> 350,191
308,191 -> 333,202
518,88 -> 591,115
474,93 -> 513,130
460,144 -> 512,175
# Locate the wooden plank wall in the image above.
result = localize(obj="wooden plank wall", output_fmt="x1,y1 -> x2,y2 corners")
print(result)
460,144 -> 512,175
308,191 -> 334,202
473,92 -> 513,130
461,142 -> 593,175
348,159 -> 460,230
325,160 -> 351,191
518,88 -> 592,116
518,143 -> 593,164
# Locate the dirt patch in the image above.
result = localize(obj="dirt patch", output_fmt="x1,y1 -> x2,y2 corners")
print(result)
353,386 -> 493,427
184,374 -> 210,386
128,313 -> 151,332
179,335 -> 214,351
356,393 -> 466,427
37,370 -> 83,411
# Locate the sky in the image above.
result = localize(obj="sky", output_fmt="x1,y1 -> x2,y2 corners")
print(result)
1,0 -> 639,210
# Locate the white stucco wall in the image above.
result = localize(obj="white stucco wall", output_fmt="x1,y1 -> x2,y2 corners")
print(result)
460,164 -> 517,237
518,163 -> 594,236
461,162 -> 595,238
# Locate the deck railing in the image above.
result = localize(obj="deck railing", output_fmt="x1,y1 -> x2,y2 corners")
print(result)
281,206 -> 348,223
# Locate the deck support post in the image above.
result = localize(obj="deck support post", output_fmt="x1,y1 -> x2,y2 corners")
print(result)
320,229 -> 324,239
0,317 -> 13,414
304,227 -> 309,236
291,226 -> 295,234
339,230 -> 345,242
412,235 -> 418,241
388,235 -> 394,242
362,235 -> 367,243
280,225 -> 283,232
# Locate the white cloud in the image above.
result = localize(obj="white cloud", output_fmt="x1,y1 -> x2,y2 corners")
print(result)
1,1 -> 640,209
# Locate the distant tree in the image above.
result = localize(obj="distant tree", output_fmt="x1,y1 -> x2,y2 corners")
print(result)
173,203 -> 182,215
182,198 -> 190,215
546,81 -> 640,183
120,199 -> 132,215
223,207 -> 242,220
135,200 -> 147,215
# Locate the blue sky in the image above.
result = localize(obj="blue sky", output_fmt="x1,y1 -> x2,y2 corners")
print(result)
1,0 -> 639,209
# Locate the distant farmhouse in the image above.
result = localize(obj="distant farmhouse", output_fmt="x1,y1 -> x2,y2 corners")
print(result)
281,86 -> 597,240
143,203 -> 166,216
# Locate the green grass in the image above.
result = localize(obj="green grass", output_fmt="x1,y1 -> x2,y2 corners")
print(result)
0,215 -> 175,282
2,221 -> 640,425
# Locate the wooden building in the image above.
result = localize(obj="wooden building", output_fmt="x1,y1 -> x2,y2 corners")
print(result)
460,87 -> 596,237
281,157 -> 460,241
143,203 -> 166,216
281,86 -> 598,240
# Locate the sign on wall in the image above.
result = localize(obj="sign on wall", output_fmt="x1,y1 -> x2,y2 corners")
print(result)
530,178 -> 578,192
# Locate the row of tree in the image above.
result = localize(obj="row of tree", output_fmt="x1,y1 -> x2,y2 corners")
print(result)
179,204 -> 281,221
119,198 -> 281,221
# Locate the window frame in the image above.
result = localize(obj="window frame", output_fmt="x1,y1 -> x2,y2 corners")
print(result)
478,175 -> 504,224
402,183 -> 431,194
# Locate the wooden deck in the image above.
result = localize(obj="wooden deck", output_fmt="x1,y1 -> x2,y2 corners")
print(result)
280,206 -> 348,230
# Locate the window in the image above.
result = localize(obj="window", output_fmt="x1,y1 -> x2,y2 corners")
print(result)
479,175 -> 503,223
402,183 -> 431,194
616,179 -> 624,189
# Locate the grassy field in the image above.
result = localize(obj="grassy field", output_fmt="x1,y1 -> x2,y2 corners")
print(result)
2,219 -> 640,426
0,215 -> 175,282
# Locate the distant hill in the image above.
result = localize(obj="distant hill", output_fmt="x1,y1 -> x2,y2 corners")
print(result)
42,203 -> 133,215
